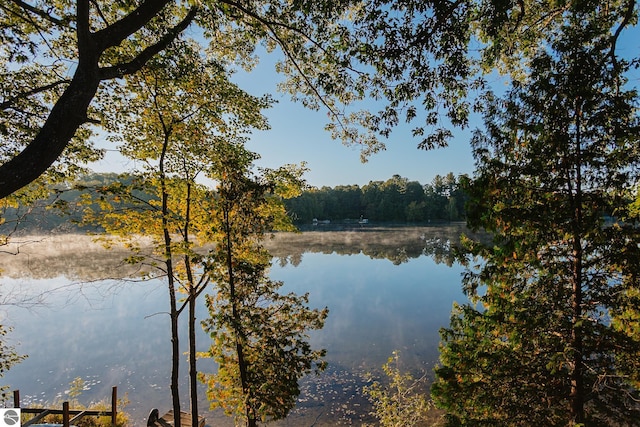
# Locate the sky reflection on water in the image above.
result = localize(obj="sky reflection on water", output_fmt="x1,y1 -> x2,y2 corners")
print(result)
1,231 -> 468,425
274,252 -> 466,372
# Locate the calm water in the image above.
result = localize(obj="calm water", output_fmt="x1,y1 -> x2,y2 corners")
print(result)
0,228 -> 470,426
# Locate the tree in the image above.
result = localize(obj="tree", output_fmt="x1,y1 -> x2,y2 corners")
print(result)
404,181 -> 424,200
379,175 -> 408,222
363,351 -> 435,427
81,36 -> 271,427
83,173 -> 213,427
0,324 -> 27,401
332,185 -> 363,219
424,175 -> 449,221
362,181 -> 384,220
200,144 -> 328,427
0,1 -> 196,197
432,10 -> 640,426
83,36 -> 325,427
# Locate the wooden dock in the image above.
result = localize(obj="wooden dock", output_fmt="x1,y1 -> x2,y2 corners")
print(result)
14,388 -> 118,427
147,409 -> 205,427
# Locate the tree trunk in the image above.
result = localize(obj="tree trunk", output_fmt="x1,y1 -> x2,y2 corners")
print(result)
222,202 -> 254,426
0,61 -> 100,198
189,288 -> 198,427
183,181 -> 199,427
569,216 -> 585,424
568,98 -> 585,425
169,279 -> 181,427
160,134 -> 181,427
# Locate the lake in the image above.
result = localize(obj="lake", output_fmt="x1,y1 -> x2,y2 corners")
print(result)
0,226 -> 473,426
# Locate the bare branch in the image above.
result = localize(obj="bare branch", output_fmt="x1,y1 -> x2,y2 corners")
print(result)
90,0 -> 112,28
217,0 -> 363,142
220,1 -> 322,53
220,0 -> 363,76
269,27 -> 350,135
1,2 -> 71,58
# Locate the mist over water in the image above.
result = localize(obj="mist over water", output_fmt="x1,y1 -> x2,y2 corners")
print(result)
1,227 -> 470,426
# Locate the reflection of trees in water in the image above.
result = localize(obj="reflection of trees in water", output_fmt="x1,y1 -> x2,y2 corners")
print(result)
265,225 -> 486,266
0,227 -> 488,280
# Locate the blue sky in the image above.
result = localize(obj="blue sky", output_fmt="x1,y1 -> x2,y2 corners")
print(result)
232,53 -> 478,189
90,23 -> 638,190
237,24 -> 640,189
243,90 -> 477,189
91,59 -> 478,189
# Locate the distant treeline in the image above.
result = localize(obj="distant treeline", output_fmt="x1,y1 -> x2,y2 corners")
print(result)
284,173 -> 469,224
1,172 -> 469,233
0,173 -> 136,233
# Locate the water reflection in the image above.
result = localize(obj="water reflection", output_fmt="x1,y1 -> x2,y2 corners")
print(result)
0,226 -> 479,280
0,227 -> 472,426
0,234 -> 155,280
266,224 -> 480,267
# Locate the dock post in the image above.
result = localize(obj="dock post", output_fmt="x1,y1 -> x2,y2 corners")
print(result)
111,387 -> 117,427
13,390 -> 20,408
63,401 -> 69,427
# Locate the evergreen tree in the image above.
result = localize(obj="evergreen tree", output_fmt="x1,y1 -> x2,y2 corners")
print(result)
432,10 -> 640,426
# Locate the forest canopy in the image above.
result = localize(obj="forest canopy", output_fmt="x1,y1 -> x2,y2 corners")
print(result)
2,1 -> 637,200
284,173 -> 468,224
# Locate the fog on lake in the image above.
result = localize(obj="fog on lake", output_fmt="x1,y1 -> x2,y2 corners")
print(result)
0,226 -> 473,426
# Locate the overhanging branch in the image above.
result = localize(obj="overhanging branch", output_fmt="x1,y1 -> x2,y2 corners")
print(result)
99,7 -> 198,80
0,2 -> 198,199
6,0 -> 70,26
92,0 -> 175,51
